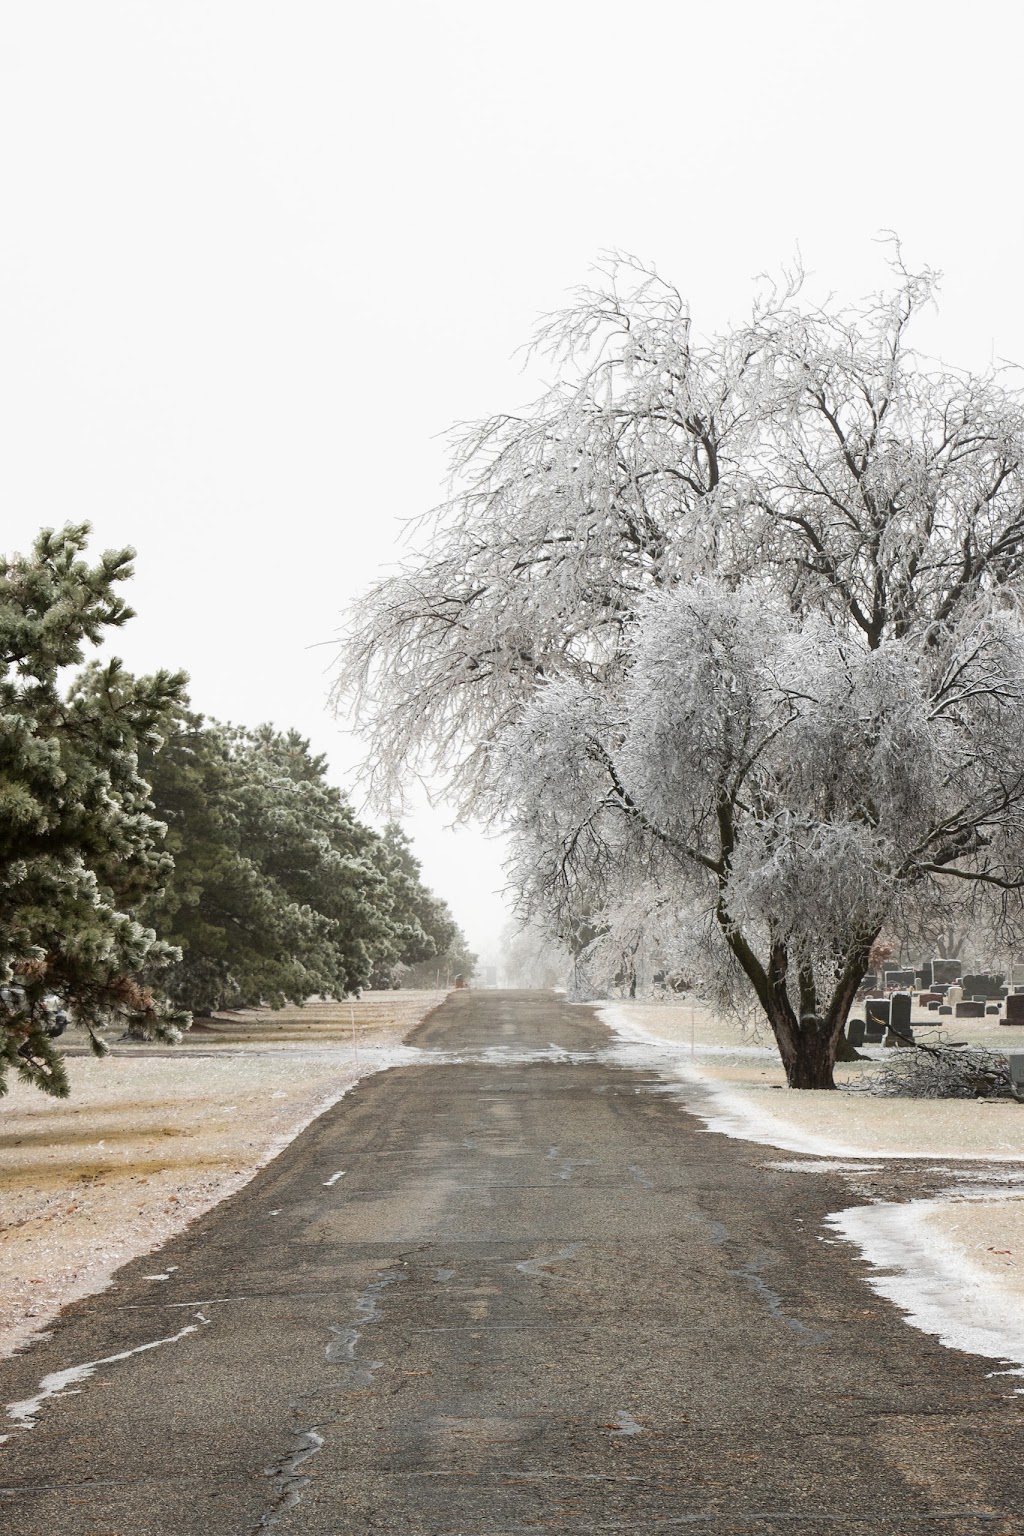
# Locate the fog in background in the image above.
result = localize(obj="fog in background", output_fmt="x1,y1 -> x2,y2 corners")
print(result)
1,1 -> 1022,966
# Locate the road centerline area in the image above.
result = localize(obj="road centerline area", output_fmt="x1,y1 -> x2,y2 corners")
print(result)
2,989 -> 1023,1534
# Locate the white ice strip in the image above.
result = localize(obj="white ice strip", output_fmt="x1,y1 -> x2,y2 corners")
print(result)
323,1170 -> 346,1187
674,1072 -> 867,1157
826,1202 -> 1024,1386
3,1312 -> 210,1437
765,1160 -> 886,1174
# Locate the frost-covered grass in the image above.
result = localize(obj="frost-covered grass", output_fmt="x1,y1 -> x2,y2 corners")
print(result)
0,992 -> 445,1360
604,998 -> 1024,1161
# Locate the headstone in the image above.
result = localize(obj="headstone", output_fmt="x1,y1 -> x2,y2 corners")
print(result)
919,960 -> 933,989
1006,1053 -> 1024,1090
890,994 -> 913,1034
927,1001 -> 941,1010
962,973 -> 1005,1000
884,969 -> 916,990
884,1026 -> 915,1048
986,1005 -> 1001,1016
955,1001 -> 986,1019
946,986 -> 963,1008
847,1019 -> 866,1048
1003,994 -> 1024,1025
931,958 -> 962,986
863,999 -> 889,1043
938,1005 -> 953,1015
859,972 -> 878,994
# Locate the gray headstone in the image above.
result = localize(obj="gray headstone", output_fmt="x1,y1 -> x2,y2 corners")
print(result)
955,1001 -> 986,1019
890,994 -> 912,1032
962,973 -> 1005,1000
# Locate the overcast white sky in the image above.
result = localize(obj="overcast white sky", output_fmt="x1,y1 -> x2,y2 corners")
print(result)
1,2 -> 1022,965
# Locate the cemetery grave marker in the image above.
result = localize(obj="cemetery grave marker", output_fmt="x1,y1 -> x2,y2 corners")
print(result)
962,973 -> 1005,1000
1003,994 -> 1024,1025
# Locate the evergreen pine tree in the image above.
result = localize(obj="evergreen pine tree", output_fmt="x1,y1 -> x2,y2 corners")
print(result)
0,525 -> 187,1096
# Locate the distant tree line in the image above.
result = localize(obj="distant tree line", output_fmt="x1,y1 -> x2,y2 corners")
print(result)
0,524 -> 472,1097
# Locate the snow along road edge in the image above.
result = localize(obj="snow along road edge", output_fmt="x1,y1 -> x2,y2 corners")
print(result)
594,1002 -> 1024,1388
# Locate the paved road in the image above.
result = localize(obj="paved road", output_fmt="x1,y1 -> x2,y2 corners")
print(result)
2,990 -> 1023,1534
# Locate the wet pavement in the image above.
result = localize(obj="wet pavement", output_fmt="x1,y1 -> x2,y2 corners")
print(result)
2,989 -> 1024,1533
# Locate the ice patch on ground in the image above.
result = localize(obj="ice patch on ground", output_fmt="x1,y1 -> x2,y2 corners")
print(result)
3,1312 -> 210,1438
826,1201 -> 1024,1387
765,1160 -> 886,1174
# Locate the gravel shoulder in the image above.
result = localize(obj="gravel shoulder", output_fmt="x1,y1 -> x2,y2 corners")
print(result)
0,991 -> 445,1359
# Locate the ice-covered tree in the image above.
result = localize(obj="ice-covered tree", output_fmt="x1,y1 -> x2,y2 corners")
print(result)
337,253 -> 1024,1087
0,525 -> 188,1097
496,579 -> 1024,1083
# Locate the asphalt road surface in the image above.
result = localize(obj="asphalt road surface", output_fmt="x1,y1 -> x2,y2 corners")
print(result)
2,990 -> 1024,1535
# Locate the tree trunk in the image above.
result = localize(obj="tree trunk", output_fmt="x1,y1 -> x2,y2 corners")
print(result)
766,1003 -> 838,1089
713,891 -> 875,1090
786,1016 -> 838,1089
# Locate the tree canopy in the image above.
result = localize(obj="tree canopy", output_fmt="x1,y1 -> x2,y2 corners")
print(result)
338,253 -> 1024,1088
138,724 -> 471,1013
0,525 -> 187,1096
